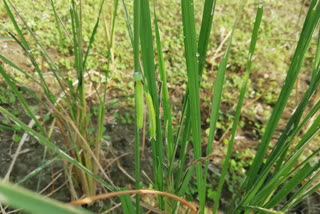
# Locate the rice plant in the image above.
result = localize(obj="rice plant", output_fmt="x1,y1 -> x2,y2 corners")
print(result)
0,0 -> 116,198
0,0 -> 320,213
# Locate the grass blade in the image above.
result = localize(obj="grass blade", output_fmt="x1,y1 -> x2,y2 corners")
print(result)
121,0 -> 134,46
154,8 -> 174,184
16,159 -> 57,185
49,0 -> 64,47
119,188 -> 136,214
212,2 -> 263,213
0,55 -> 41,86
108,0 -> 119,49
83,0 -> 105,69
140,0 -> 165,208
181,0 -> 205,212
0,180 -> 93,214
198,0 -> 216,76
133,0 -> 142,212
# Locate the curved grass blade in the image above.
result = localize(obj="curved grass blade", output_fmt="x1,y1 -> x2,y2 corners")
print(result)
280,155 -> 320,212
175,110 -> 192,189
311,28 -> 320,79
3,0 -> 30,51
234,67 -> 320,209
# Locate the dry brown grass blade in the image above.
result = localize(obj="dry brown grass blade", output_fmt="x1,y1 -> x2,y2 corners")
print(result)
69,189 -> 199,213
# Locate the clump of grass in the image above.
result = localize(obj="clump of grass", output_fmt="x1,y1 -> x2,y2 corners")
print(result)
128,0 -> 320,213
0,0 -> 117,198
1,0 -> 320,214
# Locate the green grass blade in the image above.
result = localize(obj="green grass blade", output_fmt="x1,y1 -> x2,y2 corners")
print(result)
281,163 -> 320,211
0,55 -> 41,86
181,0 -> 205,212
133,0 -> 141,74
140,0 -> 164,209
3,0 -> 30,50
83,0 -> 105,68
171,165 -> 195,212
121,0 -> 134,46
109,0 -> 119,49
49,0 -> 64,47
174,0 -> 217,169
154,8 -> 174,175
175,110 -> 192,188
6,31 -> 52,99
5,0 -> 62,72
198,0 -> 216,76
245,0 -> 320,189
70,2 -> 83,85
119,188 -> 136,214
133,0 -> 142,212
16,159 -> 57,185
6,0 -> 67,81
0,180 -> 93,214
212,2 -> 263,213
134,125 -> 141,214
311,28 -> 320,79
